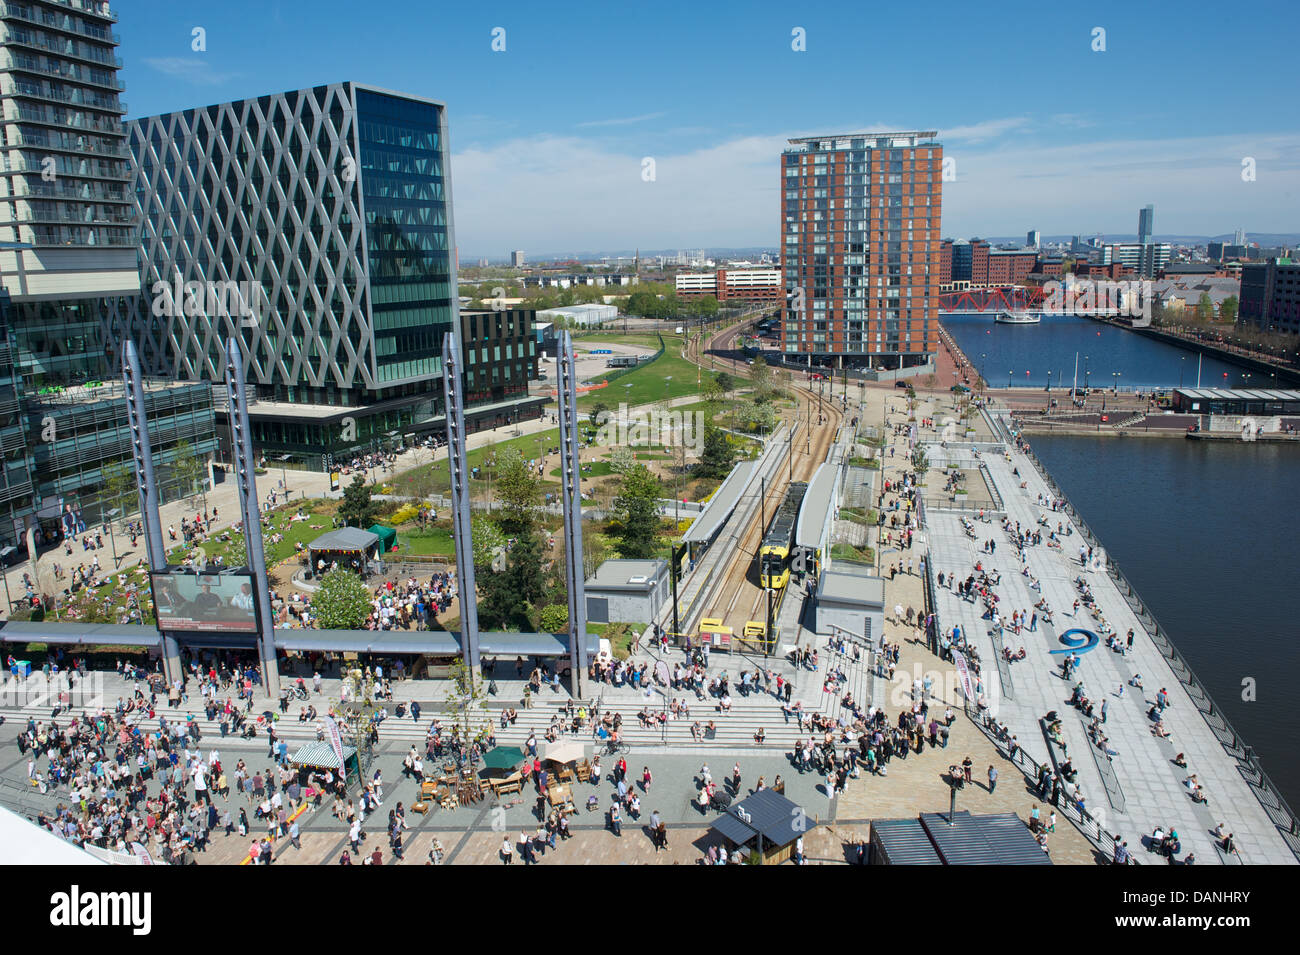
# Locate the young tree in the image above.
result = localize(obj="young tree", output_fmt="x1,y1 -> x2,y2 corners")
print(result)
911,446 -> 930,480
610,464 -> 662,559
171,438 -> 203,500
714,371 -> 736,397
495,447 -> 541,534
337,475 -> 380,528
589,401 -> 611,428
470,514 -> 506,571
445,657 -> 492,745
749,355 -> 774,402
313,569 -> 372,629
480,528 -> 545,629
1219,295 -> 1239,324
608,445 -> 637,475
1196,292 -> 1214,322
696,425 -> 736,479
102,460 -> 137,518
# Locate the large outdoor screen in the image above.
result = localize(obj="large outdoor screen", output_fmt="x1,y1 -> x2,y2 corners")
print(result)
150,572 -> 258,633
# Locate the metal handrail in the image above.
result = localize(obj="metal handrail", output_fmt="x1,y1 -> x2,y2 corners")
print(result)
1014,435 -> 1300,855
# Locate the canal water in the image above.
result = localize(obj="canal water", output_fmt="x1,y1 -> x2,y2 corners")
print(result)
1028,432 -> 1300,811
943,313 -> 1252,391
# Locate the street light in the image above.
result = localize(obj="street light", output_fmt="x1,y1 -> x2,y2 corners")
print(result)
106,507 -> 121,568
1180,356 -> 1185,389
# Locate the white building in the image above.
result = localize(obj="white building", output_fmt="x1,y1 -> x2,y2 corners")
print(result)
537,302 -> 619,327
511,250 -> 525,267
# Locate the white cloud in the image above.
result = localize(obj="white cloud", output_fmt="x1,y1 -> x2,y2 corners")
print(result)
941,117 -> 1030,143
450,128 -> 1300,254
144,57 -> 240,85
575,111 -> 667,129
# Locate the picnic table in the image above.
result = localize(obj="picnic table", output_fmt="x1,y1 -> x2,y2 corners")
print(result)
546,783 -> 574,812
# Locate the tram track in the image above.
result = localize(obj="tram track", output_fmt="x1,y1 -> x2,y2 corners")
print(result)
684,317 -> 845,639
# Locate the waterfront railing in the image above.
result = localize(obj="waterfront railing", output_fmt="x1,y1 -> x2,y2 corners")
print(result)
1016,436 -> 1300,859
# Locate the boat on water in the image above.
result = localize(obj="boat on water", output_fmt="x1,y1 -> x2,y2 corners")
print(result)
994,309 -> 1040,325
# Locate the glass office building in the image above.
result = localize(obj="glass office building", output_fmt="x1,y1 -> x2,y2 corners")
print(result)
127,82 -> 464,458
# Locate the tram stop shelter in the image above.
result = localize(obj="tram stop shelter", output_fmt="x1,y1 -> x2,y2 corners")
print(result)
308,527 -> 380,575
709,788 -> 815,865
813,561 -> 885,645
867,817 -> 942,864
918,811 -> 1052,865
290,741 -> 361,788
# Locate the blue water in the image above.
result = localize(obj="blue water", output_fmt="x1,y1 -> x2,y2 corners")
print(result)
1030,434 -> 1300,811
942,313 -> 1252,391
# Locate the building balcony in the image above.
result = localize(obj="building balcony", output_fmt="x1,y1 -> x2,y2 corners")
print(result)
6,128 -> 126,156
0,30 -> 122,68
24,224 -> 136,247
1,105 -> 123,135
0,2 -> 119,43
15,207 -> 135,226
7,80 -> 125,113
6,53 -> 124,91
8,180 -> 127,203
2,155 -> 131,180
24,0 -> 115,24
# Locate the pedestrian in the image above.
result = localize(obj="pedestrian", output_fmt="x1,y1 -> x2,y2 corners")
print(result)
642,766 -> 652,792
501,837 -> 513,864
988,764 -> 998,794
289,818 -> 301,850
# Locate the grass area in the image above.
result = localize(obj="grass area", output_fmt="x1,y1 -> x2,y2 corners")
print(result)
831,542 -> 876,565
390,427 -> 566,496
550,461 -> 615,478
849,455 -> 881,470
838,507 -> 879,526
396,525 -> 456,556
574,332 -> 665,351
578,335 -> 702,410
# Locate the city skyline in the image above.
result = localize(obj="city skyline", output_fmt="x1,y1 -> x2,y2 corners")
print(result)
118,0 -> 1299,257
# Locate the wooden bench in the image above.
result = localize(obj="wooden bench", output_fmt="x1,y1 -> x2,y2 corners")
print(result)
494,777 -> 523,796
574,760 -> 591,782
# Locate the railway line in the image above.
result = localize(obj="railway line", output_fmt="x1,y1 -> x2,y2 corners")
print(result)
681,317 -> 847,642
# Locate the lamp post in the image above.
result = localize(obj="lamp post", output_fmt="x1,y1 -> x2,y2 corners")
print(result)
1180,356 -> 1185,389
106,507 -> 121,569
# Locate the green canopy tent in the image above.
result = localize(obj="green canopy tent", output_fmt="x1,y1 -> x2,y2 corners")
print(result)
480,745 -> 525,772
368,523 -> 398,554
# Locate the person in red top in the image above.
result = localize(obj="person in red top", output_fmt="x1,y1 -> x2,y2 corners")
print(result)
642,766 -> 652,792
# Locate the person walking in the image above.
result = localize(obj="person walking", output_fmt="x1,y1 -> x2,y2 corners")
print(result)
500,836 -> 513,864
988,764 -> 998,794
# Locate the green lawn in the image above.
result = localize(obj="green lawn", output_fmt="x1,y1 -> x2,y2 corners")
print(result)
550,461 -> 615,478
390,428 -> 566,496
578,335 -> 705,409
396,526 -> 456,556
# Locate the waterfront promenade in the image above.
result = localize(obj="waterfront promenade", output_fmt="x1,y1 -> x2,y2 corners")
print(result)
923,427 -> 1297,864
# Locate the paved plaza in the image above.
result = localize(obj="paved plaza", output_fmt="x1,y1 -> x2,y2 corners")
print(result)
924,422 -> 1296,864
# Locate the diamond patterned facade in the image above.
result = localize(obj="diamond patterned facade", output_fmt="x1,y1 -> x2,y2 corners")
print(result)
126,82 -> 459,452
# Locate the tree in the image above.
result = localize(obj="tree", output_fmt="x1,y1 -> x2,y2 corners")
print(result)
696,425 -> 735,479
470,514 -> 506,571
1220,295 -> 1239,324
171,438 -> 203,500
539,603 -> 569,633
495,447 -> 541,534
313,569 -> 372,629
1196,292 -> 1214,322
911,446 -> 930,480
445,657 -> 492,745
480,527 -> 545,629
101,460 -> 137,519
609,463 -> 662,559
749,355 -> 774,402
337,475 -> 380,528
701,376 -> 724,410
715,371 -> 736,397
589,401 -> 610,428
695,294 -> 720,319
608,445 -> 637,475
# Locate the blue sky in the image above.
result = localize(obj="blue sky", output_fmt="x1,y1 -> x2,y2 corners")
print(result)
121,0 -> 1299,257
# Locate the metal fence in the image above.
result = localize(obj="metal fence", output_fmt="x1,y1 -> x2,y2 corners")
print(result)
1016,437 -> 1300,859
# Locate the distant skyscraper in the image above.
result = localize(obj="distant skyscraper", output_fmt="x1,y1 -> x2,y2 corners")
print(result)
1234,228 -> 1247,246
1027,230 -> 1041,249
781,130 -> 942,369
511,250 -> 525,267
1138,204 -> 1155,244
